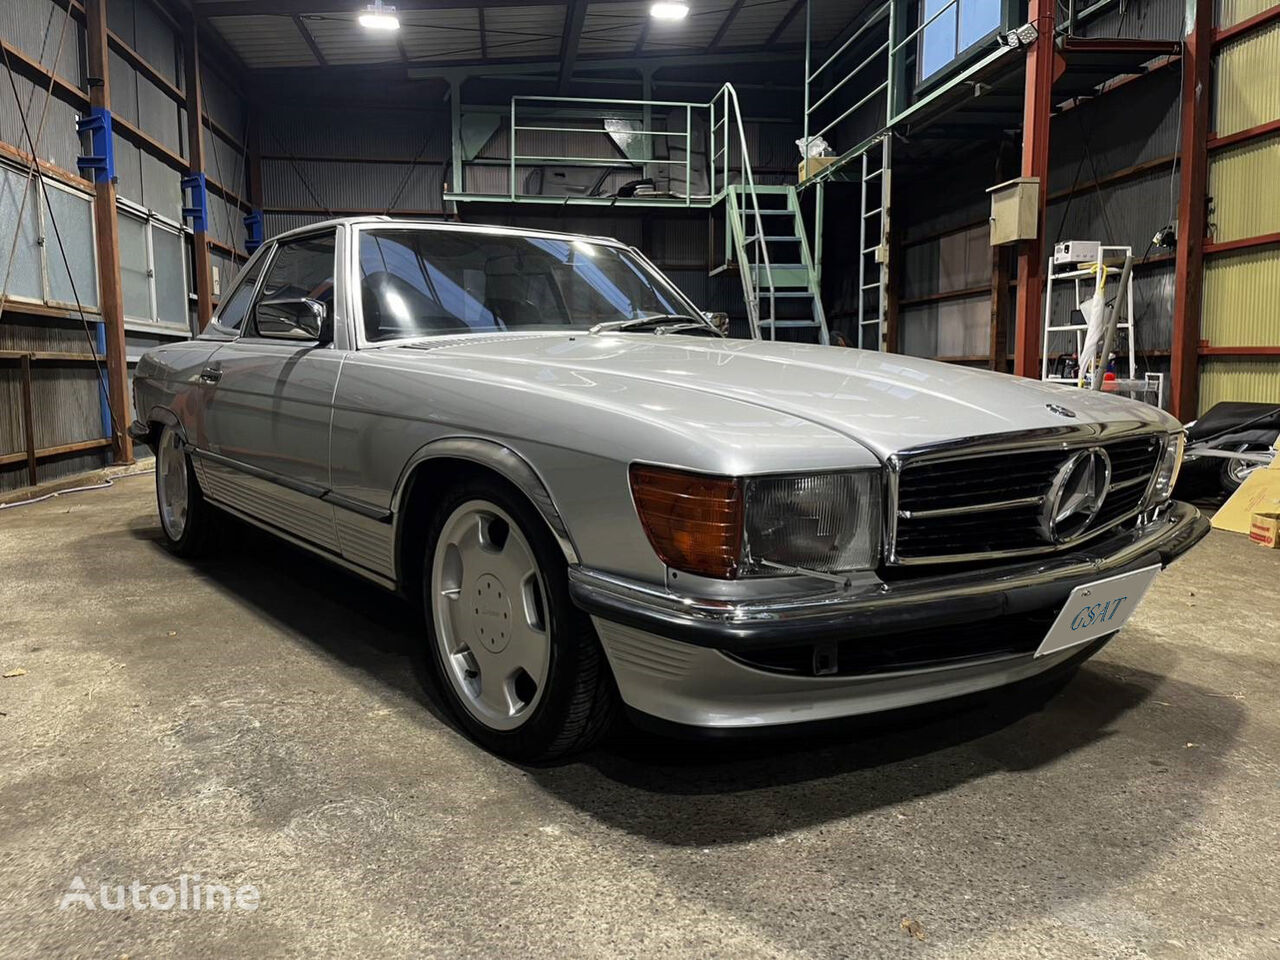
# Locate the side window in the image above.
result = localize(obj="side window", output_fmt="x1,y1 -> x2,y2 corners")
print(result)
205,252 -> 267,338
249,233 -> 337,338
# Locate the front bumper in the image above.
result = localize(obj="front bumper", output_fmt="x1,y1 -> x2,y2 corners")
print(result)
569,501 -> 1209,728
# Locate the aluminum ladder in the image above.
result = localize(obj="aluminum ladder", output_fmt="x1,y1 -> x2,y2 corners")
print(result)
856,136 -> 891,350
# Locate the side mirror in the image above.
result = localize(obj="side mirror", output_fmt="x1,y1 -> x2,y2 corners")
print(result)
704,311 -> 730,335
255,297 -> 331,343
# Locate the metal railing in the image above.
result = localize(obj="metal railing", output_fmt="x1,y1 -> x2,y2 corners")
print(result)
709,83 -> 778,337
477,86 -> 782,336
508,95 -> 697,205
801,0 -> 894,166
800,0 -> 1016,176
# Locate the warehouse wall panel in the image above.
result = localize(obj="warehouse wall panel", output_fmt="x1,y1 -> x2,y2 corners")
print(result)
1207,133 -> 1280,243
133,0 -> 180,86
1199,359 -> 1280,414
1213,21 -> 1280,137
1216,0 -> 1278,30
0,76 -> 83,173
900,295 -> 990,360
0,0 -> 83,81
0,317 -> 109,494
1202,248 -> 1280,347
200,64 -> 243,135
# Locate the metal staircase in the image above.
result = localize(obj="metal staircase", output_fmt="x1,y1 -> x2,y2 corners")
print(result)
720,184 -> 829,344
709,84 -> 829,345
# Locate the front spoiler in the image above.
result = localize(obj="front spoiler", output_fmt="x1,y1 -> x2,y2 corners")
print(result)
568,501 -> 1209,653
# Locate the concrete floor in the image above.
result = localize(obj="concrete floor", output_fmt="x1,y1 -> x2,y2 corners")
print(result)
1,472 -> 1277,959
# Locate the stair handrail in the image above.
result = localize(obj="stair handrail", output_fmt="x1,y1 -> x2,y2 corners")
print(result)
711,83 -> 777,338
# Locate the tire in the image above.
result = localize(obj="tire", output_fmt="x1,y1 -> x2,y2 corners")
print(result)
420,477 -> 616,762
154,424 -> 214,557
1219,443 -> 1267,494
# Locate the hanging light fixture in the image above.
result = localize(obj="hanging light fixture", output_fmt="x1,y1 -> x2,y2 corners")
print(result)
649,2 -> 690,20
358,1 -> 400,31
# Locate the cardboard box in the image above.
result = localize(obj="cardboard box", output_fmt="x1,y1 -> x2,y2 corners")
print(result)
1211,436 -> 1280,535
1250,512 -> 1280,548
798,155 -> 839,180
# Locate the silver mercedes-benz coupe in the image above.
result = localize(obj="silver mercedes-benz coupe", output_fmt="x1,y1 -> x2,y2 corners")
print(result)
130,217 -> 1208,760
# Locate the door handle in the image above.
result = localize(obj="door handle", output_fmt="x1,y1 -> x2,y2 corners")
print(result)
199,364 -> 222,384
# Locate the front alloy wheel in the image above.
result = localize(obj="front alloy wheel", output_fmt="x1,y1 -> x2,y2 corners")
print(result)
422,479 -> 615,761
431,501 -> 551,730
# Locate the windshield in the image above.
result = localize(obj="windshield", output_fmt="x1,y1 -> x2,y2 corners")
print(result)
357,228 -> 701,342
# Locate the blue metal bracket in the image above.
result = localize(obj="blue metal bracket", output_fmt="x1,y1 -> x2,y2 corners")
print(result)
75,107 -> 115,184
243,209 -> 264,254
181,172 -> 209,233
94,320 -> 112,452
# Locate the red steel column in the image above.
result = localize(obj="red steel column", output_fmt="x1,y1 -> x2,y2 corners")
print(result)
1013,0 -> 1057,378
1171,0 -> 1214,420
84,0 -> 132,463
184,14 -> 214,331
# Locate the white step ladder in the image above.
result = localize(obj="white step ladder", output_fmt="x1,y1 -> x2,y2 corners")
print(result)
1041,244 -> 1136,385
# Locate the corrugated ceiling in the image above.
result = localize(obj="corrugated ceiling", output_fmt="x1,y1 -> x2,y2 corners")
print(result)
198,0 -> 864,71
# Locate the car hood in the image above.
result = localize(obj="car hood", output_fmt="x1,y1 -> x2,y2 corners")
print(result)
398,333 -> 1177,460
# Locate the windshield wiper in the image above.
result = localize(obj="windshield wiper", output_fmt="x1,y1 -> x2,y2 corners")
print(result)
587,314 -> 721,336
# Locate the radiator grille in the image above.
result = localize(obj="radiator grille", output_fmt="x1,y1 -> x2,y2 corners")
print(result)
891,433 -> 1163,563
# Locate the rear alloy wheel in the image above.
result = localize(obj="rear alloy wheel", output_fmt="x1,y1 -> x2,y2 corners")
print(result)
423,480 -> 615,761
1220,442 -> 1268,494
155,425 -> 213,557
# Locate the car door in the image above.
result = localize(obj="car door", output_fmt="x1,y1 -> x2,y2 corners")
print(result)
196,229 -> 344,553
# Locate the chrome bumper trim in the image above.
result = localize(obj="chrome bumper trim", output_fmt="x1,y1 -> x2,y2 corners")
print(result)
569,500 -> 1208,651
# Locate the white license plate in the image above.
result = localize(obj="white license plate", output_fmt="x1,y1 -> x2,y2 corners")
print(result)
1035,564 -> 1161,658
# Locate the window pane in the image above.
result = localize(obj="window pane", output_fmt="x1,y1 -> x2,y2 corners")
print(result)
119,212 -> 151,321
255,234 -> 336,330
359,229 -> 688,342
43,187 -> 99,309
208,254 -> 265,337
152,225 -> 187,327
920,0 -> 958,80
959,0 -> 1001,51
0,167 -> 43,301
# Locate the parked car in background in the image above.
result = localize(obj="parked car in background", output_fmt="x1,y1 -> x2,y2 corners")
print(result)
130,217 -> 1208,761
1183,401 -> 1279,494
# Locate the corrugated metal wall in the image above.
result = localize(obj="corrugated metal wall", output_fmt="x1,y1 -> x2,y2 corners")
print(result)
1199,359 -> 1280,409
259,102 -> 449,237
1208,136 -> 1280,243
0,0 -> 107,491
1,0 -> 251,491
1216,0 -> 1275,29
1202,248 -> 1280,346
1199,5 -> 1280,413
1214,20 -> 1280,136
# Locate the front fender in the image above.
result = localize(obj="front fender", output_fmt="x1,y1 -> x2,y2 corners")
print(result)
390,436 -> 580,565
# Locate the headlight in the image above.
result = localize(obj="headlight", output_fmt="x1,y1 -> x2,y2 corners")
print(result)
743,472 -> 881,575
629,465 -> 881,579
1147,432 -> 1186,505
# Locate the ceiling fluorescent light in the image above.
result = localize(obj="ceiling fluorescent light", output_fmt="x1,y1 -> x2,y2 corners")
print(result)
358,2 -> 400,30
650,2 -> 690,20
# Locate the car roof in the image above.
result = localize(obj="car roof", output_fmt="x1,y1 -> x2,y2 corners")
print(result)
269,215 -> 627,249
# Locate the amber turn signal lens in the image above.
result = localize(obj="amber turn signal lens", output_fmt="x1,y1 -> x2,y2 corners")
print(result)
629,465 -> 743,578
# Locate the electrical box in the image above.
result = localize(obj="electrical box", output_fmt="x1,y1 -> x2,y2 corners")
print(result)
1053,240 -> 1102,265
986,177 -> 1040,245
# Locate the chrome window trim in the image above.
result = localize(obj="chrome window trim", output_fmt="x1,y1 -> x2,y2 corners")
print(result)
236,227 -> 339,344
883,422 -> 1169,566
